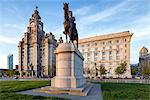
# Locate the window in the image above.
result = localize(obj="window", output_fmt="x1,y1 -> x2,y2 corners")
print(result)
103,47 -> 105,50
110,46 -> 112,49
110,62 -> 112,65
116,50 -> 119,54
94,48 -> 98,56
102,57 -> 106,60
94,57 -> 98,62
87,48 -> 90,57
125,56 -> 127,59
116,56 -> 120,60
87,57 -> 90,62
117,45 -> 119,48
109,56 -> 112,60
109,51 -> 112,55
108,41 -> 112,44
125,49 -> 127,53
125,44 -> 127,47
116,40 -> 119,43
103,42 -> 105,45
102,52 -> 106,55
95,43 -> 97,46
125,39 -> 127,42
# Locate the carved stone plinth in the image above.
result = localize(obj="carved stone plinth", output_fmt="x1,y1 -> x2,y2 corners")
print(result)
51,42 -> 85,88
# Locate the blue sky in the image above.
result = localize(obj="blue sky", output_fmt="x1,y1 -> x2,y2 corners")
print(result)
0,0 -> 150,69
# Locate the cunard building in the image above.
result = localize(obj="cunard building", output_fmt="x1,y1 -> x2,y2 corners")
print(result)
79,31 -> 133,78
18,7 -> 57,77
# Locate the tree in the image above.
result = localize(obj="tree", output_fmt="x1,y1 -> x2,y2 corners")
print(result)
22,71 -> 26,76
99,65 -> 107,78
5,70 -> 15,77
131,66 -> 138,75
14,71 -> 20,76
115,62 -> 127,78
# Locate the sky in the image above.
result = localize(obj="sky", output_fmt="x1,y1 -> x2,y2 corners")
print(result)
0,0 -> 150,69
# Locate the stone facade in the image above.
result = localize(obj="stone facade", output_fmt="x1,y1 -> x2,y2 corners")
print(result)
138,46 -> 150,76
18,7 -> 57,77
78,31 -> 133,78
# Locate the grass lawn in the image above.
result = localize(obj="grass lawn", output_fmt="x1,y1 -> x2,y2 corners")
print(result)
100,82 -> 150,100
0,80 -> 68,100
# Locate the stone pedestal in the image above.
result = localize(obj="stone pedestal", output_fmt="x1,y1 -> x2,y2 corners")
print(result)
51,42 -> 85,88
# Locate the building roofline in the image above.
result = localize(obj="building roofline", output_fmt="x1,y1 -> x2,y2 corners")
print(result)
79,31 -> 133,43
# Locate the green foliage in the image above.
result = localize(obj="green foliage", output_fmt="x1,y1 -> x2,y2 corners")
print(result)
22,71 -> 26,76
100,82 -> 150,100
115,62 -> 127,76
0,80 -> 68,100
99,65 -> 107,75
5,70 -> 15,77
131,66 -> 138,75
14,71 -> 20,75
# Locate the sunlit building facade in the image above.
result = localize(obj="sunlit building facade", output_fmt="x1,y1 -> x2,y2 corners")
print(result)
79,31 -> 133,78
18,7 -> 57,77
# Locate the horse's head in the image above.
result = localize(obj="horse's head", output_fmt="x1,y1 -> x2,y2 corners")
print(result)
63,3 -> 69,10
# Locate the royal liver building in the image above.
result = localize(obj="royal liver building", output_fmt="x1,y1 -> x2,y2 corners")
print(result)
18,7 -> 57,78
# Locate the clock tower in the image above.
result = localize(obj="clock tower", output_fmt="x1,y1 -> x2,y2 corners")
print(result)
18,6 -> 57,78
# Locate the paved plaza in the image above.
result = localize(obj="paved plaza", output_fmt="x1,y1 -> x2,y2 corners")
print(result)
18,83 -> 103,100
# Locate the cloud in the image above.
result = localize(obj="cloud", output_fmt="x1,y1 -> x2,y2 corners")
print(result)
74,6 -> 91,16
0,35 -> 18,44
78,0 -> 130,26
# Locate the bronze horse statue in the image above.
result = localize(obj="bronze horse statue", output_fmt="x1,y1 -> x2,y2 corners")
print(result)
63,3 -> 78,48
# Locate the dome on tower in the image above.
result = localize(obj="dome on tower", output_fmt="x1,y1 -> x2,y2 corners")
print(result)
140,46 -> 148,56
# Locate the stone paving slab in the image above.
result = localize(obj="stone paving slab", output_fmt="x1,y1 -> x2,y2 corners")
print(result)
17,84 -> 103,100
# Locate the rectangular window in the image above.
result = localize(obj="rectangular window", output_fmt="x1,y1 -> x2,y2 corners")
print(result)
94,48 -> 98,56
109,51 -> 112,55
94,57 -> 98,62
109,56 -> 112,60
103,47 -> 105,50
116,40 -> 119,43
125,49 -> 127,53
95,43 -> 97,46
125,56 -> 127,59
102,57 -> 106,60
108,41 -> 112,44
116,56 -> 120,60
117,45 -> 119,48
110,46 -> 112,49
110,62 -> 112,65
103,42 -> 105,45
102,52 -> 106,55
125,39 -> 127,42
125,44 -> 127,47
116,50 -> 119,54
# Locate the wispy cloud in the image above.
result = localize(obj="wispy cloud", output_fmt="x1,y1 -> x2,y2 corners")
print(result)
78,0 -> 130,25
0,35 -> 18,44
74,6 -> 92,16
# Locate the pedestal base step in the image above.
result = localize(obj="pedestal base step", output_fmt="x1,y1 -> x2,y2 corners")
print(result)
33,84 -> 93,96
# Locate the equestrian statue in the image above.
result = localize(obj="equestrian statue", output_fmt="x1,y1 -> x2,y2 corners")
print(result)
63,3 -> 78,48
